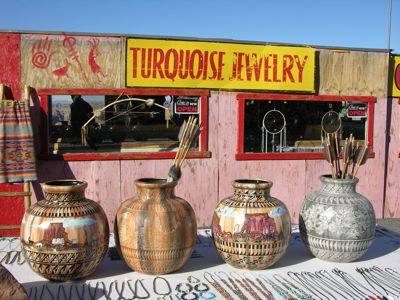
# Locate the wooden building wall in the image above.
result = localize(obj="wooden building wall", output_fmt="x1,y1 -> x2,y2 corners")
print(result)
1,31 -> 398,232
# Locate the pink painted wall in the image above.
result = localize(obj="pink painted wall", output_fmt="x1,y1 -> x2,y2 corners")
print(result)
384,98 -> 400,217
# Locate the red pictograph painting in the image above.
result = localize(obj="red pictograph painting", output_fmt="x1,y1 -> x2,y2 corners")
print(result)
30,34 -> 109,83
89,39 -> 108,81
31,36 -> 56,69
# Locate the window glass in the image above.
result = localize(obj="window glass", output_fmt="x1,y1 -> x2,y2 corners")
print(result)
236,94 -> 375,160
243,100 -> 367,153
48,94 -> 204,155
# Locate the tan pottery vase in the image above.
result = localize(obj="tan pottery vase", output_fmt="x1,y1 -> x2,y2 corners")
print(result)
116,178 -> 197,274
212,179 -> 292,269
20,180 -> 109,281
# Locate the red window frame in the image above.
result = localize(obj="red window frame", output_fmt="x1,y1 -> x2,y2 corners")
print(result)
38,88 -> 210,161
236,93 -> 376,160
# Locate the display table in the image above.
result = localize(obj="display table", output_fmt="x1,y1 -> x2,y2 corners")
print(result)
2,225 -> 400,299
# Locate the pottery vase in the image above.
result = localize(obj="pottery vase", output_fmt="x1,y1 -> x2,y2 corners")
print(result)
116,178 -> 197,274
299,175 -> 376,262
212,179 -> 292,269
20,180 -> 109,281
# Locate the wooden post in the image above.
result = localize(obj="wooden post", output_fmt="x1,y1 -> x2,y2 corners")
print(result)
23,85 -> 31,211
0,83 -> 4,100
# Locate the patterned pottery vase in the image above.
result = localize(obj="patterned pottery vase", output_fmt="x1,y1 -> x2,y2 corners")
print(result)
116,178 -> 197,274
299,175 -> 376,262
211,179 -> 292,269
20,180 -> 109,281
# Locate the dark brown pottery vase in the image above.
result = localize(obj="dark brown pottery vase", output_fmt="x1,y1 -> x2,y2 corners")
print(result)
116,178 -> 197,274
212,179 -> 292,269
20,180 -> 109,281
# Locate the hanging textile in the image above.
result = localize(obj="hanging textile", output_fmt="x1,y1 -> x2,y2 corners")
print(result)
0,99 -> 37,183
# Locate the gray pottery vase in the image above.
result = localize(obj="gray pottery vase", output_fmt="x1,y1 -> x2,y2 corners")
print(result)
299,175 -> 376,262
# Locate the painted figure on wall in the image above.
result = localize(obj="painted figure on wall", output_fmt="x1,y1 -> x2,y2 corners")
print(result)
89,38 -> 108,81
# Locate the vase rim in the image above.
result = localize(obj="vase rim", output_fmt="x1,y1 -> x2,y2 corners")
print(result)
232,179 -> 273,189
41,180 -> 88,193
135,178 -> 177,188
320,174 -> 359,184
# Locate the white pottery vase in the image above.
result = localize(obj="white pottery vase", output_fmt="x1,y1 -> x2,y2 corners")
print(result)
299,175 -> 376,262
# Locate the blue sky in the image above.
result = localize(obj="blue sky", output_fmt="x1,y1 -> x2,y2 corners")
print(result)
0,0 -> 399,54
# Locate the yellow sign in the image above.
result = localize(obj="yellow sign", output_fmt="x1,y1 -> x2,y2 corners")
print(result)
391,56 -> 400,97
126,39 -> 315,92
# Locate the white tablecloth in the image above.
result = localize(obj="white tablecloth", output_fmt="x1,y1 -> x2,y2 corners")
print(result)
2,225 -> 400,300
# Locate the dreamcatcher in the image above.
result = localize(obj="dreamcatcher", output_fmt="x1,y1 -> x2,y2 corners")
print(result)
261,109 -> 287,153
321,109 -> 342,140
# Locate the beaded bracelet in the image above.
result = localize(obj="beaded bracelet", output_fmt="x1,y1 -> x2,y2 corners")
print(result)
153,276 -> 172,296
176,283 -> 194,293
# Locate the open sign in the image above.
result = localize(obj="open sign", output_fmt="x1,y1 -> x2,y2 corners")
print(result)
347,103 -> 367,119
174,96 -> 199,115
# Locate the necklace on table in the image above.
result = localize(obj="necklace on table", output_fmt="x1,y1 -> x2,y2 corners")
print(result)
272,274 -> 313,300
203,272 -> 234,300
313,270 -> 360,299
230,272 -> 265,300
242,273 -> 275,300
332,268 -> 378,299
215,271 -> 249,300
259,274 -> 296,300
369,267 -> 400,294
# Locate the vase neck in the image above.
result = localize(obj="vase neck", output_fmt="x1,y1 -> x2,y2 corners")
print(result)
319,176 -> 358,194
233,187 -> 271,201
135,178 -> 176,201
137,186 -> 175,201
232,179 -> 272,201
41,180 -> 87,202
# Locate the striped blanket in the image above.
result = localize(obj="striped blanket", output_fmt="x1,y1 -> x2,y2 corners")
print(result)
0,100 -> 37,183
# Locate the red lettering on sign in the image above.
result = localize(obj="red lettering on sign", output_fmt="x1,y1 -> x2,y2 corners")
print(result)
245,53 -> 262,81
164,49 -> 178,81
217,52 -> 225,80
264,55 -> 272,82
130,48 -> 140,78
272,54 -> 281,82
189,49 -> 203,79
177,106 -> 197,112
178,49 -> 190,79
295,55 -> 308,82
153,48 -> 165,78
141,48 -> 151,78
282,55 -> 295,82
395,64 -> 400,90
348,111 -> 366,116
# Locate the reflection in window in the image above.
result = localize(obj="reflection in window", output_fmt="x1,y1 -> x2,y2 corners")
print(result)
243,100 -> 367,153
48,94 -> 202,154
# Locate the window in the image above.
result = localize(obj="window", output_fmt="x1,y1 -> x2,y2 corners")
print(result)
39,89 -> 209,161
236,93 -> 375,160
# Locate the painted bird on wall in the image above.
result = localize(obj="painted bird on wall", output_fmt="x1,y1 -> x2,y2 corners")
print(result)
52,58 -> 71,80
